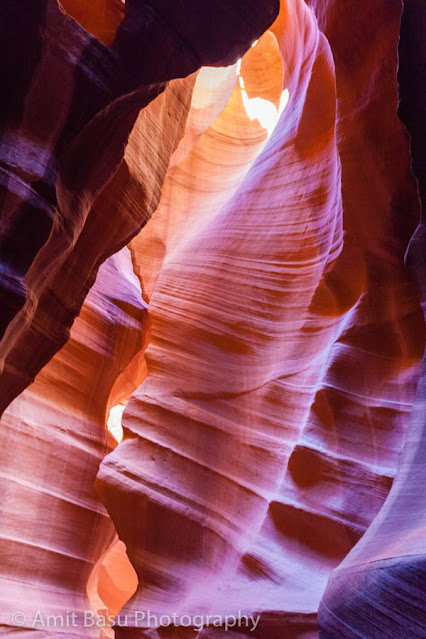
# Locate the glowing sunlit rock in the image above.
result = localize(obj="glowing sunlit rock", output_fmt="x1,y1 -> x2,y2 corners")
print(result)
0,1 -> 425,639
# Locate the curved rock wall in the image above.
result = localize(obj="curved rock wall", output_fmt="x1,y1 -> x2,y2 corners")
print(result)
0,1 -> 425,638
318,0 -> 426,636
97,0 -> 424,637
0,0 -> 278,414
0,247 -> 147,637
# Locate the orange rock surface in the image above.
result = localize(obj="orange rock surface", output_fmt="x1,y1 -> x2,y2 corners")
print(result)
0,1 -> 425,638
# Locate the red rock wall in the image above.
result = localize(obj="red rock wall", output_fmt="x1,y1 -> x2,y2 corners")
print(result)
0,0 -> 277,413
0,1 -> 425,638
98,0 -> 424,637
318,0 -> 426,636
0,248 -> 147,637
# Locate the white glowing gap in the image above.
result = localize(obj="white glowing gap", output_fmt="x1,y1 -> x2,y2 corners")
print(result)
238,70 -> 289,138
107,405 -> 125,443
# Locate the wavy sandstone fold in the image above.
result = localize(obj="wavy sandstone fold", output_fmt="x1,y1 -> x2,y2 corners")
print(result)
0,247 -> 147,637
0,1 -> 425,638
0,0 -> 280,636
0,0 -> 279,415
96,1 -> 425,637
318,0 -> 426,636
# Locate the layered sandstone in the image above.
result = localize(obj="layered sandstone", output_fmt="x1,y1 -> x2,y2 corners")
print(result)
0,248 -> 147,637
0,1 -> 425,639
0,0 -> 278,414
97,1 -> 425,637
318,0 -> 426,635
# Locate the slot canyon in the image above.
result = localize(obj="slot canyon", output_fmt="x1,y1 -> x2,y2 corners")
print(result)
0,1 -> 425,637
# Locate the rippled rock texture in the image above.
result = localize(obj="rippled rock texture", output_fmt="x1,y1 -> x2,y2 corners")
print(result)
318,1 -> 426,637
0,0 -> 278,413
0,0 -> 425,638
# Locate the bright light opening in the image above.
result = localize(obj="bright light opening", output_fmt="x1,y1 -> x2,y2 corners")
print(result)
236,53 -> 289,139
107,405 -> 125,443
